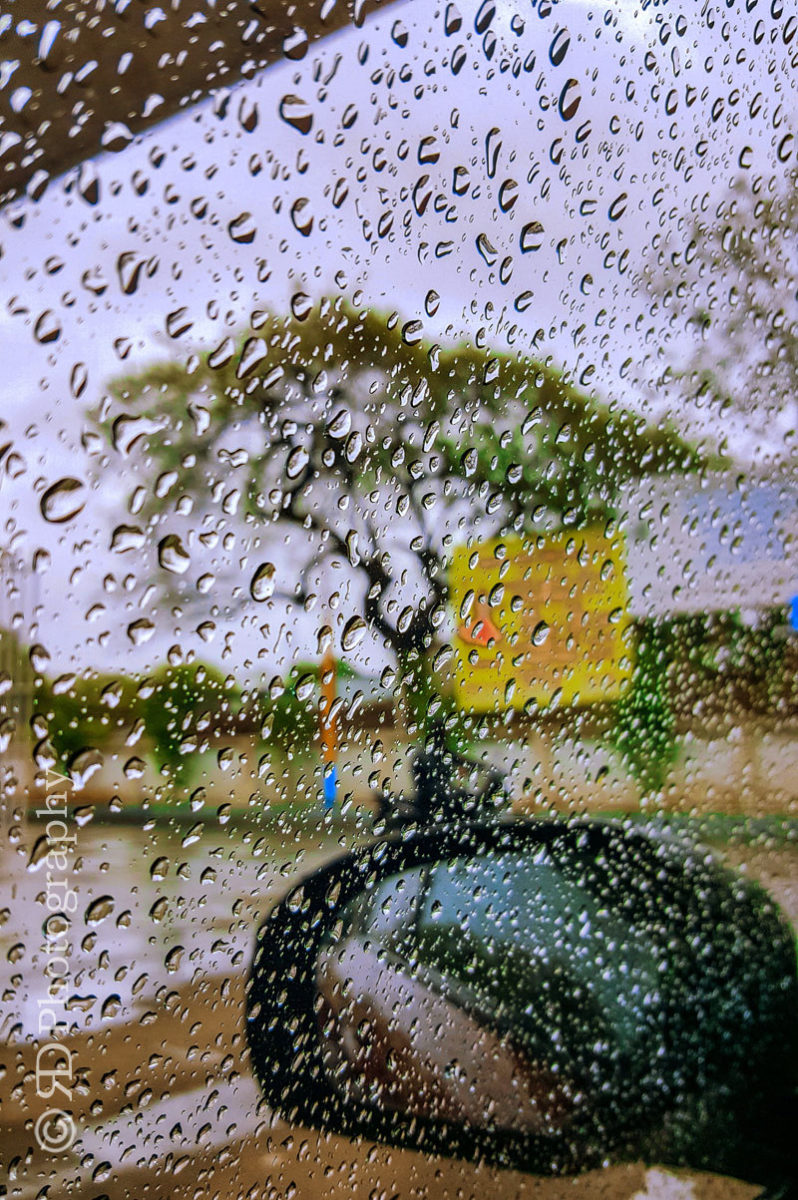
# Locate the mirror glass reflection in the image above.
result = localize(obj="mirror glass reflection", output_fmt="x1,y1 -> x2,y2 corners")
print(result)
316,847 -> 669,1139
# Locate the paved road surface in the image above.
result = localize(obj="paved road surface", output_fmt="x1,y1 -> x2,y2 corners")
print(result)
2,812 -> 795,1199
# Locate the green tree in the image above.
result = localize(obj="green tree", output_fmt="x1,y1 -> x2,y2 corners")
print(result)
39,672 -> 139,773
612,621 -> 678,796
141,661 -> 231,787
100,302 -> 702,740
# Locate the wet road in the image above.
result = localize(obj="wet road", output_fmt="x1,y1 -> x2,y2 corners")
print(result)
2,812 -> 795,1200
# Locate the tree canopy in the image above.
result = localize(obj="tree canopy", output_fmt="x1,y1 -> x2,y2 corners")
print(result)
100,300 -> 703,728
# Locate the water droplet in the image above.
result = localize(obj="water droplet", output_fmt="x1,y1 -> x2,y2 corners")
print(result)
341,103 -> 358,129
485,127 -> 502,178
78,161 -> 100,205
111,413 -> 163,456
520,221 -> 544,252
237,336 -> 266,379
608,193 -> 628,222
399,318 -> 421,346
208,337 -> 235,370
150,857 -> 169,880
228,212 -> 256,244
4,450 -> 25,479
34,310 -> 61,344
70,748 -> 103,788
345,529 -> 360,565
332,177 -> 349,208
279,95 -> 313,134
452,165 -> 470,197
342,615 -> 367,651
474,0 -> 495,34
155,470 -> 178,499
101,682 -> 122,709
291,292 -> 313,320
777,132 -> 793,163
70,362 -> 88,398
532,620 -> 550,646
558,78 -> 582,121
158,534 -> 190,574
445,3 -> 463,35
499,179 -> 518,212
327,408 -> 351,439
85,895 -> 114,926
33,738 -> 58,771
124,756 -> 146,779
238,96 -> 259,132
166,307 -> 193,338
251,563 -> 275,601
101,121 -> 134,152
43,912 -> 70,940
425,290 -> 440,317
344,430 -> 363,463
40,478 -> 86,524
117,251 -> 145,295
283,26 -> 308,59
127,619 -> 155,645
38,20 -> 60,66
110,524 -> 144,552
0,718 -> 14,752
286,445 -> 309,479
476,233 -> 498,265
549,28 -> 570,66
165,945 -> 185,973
29,644 -> 50,672
433,645 -> 453,672
27,834 -> 52,871
101,993 -> 122,1019
290,198 -> 314,237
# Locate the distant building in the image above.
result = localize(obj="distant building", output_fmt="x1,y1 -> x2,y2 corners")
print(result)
623,469 -> 798,622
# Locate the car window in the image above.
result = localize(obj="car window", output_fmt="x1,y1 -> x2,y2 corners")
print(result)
2,2 -> 796,1198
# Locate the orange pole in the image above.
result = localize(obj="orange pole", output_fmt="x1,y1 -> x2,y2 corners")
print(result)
320,646 -> 338,809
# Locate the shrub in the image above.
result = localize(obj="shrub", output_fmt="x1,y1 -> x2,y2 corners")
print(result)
141,661 -> 231,786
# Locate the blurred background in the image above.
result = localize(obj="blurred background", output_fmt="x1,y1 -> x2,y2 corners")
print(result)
1,0 -> 796,1196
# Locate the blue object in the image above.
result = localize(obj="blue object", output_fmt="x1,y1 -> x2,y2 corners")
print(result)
791,595 -> 798,632
323,764 -> 338,811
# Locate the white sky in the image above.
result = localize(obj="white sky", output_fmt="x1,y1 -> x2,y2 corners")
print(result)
0,0 -> 795,681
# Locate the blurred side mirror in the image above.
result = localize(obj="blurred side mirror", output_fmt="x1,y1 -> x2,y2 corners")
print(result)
247,819 -> 798,1195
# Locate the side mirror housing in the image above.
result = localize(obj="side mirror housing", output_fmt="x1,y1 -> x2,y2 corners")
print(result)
247,819 -> 798,1194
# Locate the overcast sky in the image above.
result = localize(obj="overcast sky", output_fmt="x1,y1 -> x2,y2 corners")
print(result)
0,0 -> 795,682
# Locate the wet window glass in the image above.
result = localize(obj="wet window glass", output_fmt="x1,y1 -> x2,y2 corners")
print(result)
2,1 -> 797,1197
319,848 -> 668,1123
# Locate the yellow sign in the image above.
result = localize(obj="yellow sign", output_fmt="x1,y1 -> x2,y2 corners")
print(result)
450,529 -> 632,712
